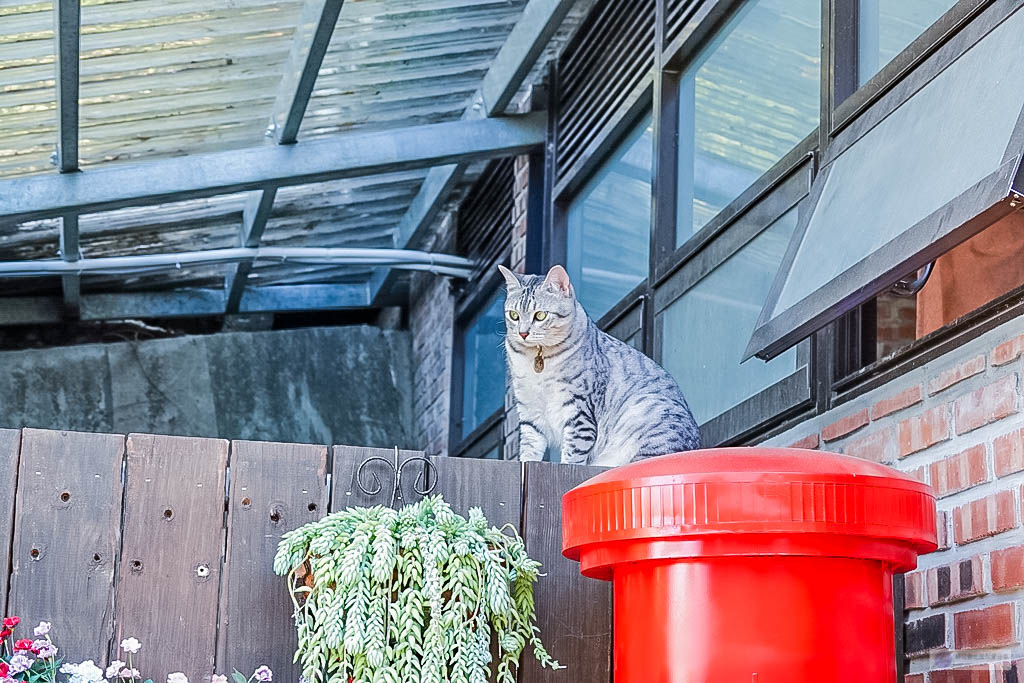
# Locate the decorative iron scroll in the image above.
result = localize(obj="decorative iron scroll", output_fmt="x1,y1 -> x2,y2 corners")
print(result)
356,446 -> 437,506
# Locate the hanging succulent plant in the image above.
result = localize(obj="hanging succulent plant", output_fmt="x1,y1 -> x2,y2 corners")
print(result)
273,496 -> 562,683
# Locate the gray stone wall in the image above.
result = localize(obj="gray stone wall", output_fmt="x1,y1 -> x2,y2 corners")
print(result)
0,325 -> 413,447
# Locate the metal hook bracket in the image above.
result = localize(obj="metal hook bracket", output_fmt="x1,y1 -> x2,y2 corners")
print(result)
356,446 -> 437,507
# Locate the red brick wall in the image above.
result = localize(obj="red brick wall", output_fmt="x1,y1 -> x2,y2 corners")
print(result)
878,293 -> 919,358
764,323 -> 1024,681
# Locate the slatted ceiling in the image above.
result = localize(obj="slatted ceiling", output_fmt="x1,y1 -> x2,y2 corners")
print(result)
456,156 -> 513,279
554,0 -> 655,180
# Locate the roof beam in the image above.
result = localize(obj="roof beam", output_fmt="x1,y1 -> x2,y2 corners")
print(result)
271,0 -> 345,145
54,0 -> 82,318
228,0 -> 344,312
372,0 -> 572,301
227,187 -> 278,313
0,113 -> 546,224
53,0 -> 80,173
59,214 -> 81,318
0,284 -> 371,326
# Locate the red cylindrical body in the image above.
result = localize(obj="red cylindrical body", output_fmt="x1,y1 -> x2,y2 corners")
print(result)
562,448 -> 937,683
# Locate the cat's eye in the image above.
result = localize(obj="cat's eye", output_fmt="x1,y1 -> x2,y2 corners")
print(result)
534,311 -> 548,321
507,311 -> 519,321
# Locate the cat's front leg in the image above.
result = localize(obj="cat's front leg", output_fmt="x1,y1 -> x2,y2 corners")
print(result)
561,411 -> 597,465
517,420 -> 548,462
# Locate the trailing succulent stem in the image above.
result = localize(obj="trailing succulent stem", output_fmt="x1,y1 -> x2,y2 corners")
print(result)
273,496 -> 561,683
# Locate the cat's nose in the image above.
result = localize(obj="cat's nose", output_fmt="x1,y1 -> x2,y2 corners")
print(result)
519,332 -> 529,339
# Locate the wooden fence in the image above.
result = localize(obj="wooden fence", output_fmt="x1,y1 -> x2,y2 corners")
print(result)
0,429 -> 610,683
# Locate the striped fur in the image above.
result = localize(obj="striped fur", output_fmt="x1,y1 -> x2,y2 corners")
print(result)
499,265 -> 700,466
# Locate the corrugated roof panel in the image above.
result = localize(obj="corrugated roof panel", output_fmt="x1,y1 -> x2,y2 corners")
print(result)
0,0 -> 582,307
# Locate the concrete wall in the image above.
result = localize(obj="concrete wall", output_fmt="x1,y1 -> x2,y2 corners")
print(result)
0,325 -> 413,448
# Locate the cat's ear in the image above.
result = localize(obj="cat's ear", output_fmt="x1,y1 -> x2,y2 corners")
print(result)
543,265 -> 574,297
497,264 -> 523,290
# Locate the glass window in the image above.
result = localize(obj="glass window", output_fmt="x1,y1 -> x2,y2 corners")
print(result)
566,116 -> 653,320
460,291 -> 506,439
858,0 -> 959,86
662,208 -> 801,424
677,0 -> 820,243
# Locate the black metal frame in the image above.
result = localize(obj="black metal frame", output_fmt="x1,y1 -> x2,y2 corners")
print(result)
829,0 -> 993,134
529,0 -> 1024,443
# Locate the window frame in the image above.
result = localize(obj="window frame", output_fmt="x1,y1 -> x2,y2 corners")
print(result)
829,0 -> 993,135
548,87 -> 657,350
652,153 -> 816,445
745,0 -> 1024,363
449,269 -> 507,460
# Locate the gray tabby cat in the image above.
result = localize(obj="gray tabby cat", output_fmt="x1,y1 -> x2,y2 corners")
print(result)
499,264 -> 701,466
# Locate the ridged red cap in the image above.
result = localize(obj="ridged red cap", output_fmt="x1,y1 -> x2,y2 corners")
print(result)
562,448 -> 938,579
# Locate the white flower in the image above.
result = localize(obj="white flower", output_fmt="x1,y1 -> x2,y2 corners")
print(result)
105,661 -> 125,679
117,669 -> 140,680
61,664 -> 79,675
71,661 -> 105,683
1,677 -> 16,683
253,667 -> 272,683
33,622 -> 51,637
211,675 -> 228,683
120,638 -> 141,655
167,673 -> 189,683
9,654 -> 33,675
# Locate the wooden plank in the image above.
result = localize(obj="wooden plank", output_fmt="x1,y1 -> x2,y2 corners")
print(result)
330,445 -> 427,511
8,428 -> 124,662
0,429 -> 20,616
429,456 -> 522,529
113,434 -> 228,683
217,440 -> 328,681
521,462 -> 611,683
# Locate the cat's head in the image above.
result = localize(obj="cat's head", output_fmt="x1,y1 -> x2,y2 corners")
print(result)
498,264 -> 580,348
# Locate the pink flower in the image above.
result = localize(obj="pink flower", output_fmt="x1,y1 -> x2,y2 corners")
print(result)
117,669 -> 140,680
9,653 -> 32,675
33,640 -> 56,659
211,676 -> 228,683
253,667 -> 272,683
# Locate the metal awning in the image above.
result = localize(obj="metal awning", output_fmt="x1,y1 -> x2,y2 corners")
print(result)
744,3 -> 1024,361
0,0 -> 586,323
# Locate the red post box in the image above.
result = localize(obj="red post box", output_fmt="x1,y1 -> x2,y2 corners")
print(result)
562,448 -> 937,682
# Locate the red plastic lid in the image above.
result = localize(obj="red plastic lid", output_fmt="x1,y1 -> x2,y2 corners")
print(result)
562,448 -> 938,579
